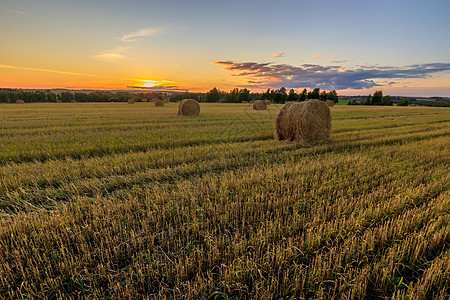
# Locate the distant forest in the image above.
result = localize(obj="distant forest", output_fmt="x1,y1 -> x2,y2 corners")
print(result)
1,88 -> 448,106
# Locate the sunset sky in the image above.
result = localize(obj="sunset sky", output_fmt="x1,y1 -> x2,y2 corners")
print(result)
1,0 -> 450,96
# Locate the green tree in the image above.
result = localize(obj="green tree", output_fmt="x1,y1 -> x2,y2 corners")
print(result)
372,90 -> 383,105
225,88 -> 240,103
205,87 -> 221,103
307,88 -> 320,99
319,91 -> 328,101
238,88 -> 251,103
60,91 -> 75,103
397,98 -> 409,106
287,89 -> 298,102
327,90 -> 338,103
271,87 -> 288,103
299,89 -> 307,102
364,94 -> 372,105
382,95 -> 393,106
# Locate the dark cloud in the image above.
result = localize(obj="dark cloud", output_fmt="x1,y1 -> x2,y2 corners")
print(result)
213,61 -> 450,90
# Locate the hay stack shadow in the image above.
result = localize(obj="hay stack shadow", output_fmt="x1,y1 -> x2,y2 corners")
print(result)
275,99 -> 331,145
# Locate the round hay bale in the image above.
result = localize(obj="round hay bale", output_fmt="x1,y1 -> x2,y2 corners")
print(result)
178,99 -> 200,116
410,104 -> 416,107
128,99 -> 135,104
155,99 -> 164,106
16,100 -> 25,104
253,100 -> 267,110
275,99 -> 331,145
163,98 -> 169,103
326,100 -> 335,107
56,100 -> 62,103
70,100 -> 77,103
265,100 -> 271,105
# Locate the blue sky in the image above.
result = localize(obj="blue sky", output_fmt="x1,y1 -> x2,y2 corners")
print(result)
1,0 -> 450,96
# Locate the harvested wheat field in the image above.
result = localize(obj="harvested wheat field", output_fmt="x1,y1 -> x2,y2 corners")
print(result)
0,103 -> 449,299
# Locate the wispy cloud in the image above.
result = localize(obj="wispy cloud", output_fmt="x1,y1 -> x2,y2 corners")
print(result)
273,53 -> 286,57
3,9 -> 40,19
120,26 -> 166,42
213,61 -> 450,90
328,53 -> 346,64
311,54 -> 321,59
0,64 -> 144,83
92,46 -> 130,61
0,64 -> 104,78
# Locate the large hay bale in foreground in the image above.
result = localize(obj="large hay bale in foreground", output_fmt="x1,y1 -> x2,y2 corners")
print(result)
326,100 -> 335,107
275,99 -> 331,145
178,99 -> 200,116
128,99 -> 135,104
16,100 -> 25,104
155,100 -> 164,106
253,100 -> 267,110
265,100 -> 271,105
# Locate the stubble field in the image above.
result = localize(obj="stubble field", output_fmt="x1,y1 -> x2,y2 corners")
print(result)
0,102 -> 449,299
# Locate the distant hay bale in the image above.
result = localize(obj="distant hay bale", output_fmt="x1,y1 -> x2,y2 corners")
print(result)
16,100 -> 25,104
163,98 -> 169,103
70,100 -> 76,103
326,100 -> 335,107
128,99 -> 135,104
275,99 -> 331,145
410,104 -> 416,107
155,99 -> 164,106
265,100 -> 271,105
178,99 -> 200,116
253,100 -> 267,110
56,100 -> 62,103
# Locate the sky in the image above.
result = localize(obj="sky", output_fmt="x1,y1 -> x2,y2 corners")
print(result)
1,0 -> 450,96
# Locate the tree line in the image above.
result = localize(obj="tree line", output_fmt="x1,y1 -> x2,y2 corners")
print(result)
0,89 -> 174,103
347,90 -> 394,106
205,87 -> 339,104
1,88 -> 339,104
